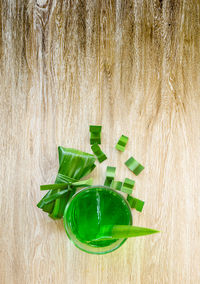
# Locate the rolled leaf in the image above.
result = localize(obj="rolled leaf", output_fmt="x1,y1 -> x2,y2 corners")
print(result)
40,178 -> 93,191
40,183 -> 69,191
43,189 -> 70,204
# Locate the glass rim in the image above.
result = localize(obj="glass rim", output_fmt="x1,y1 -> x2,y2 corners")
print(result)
63,185 -> 133,254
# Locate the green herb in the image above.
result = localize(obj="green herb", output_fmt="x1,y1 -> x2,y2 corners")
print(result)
43,188 -> 70,204
125,156 -> 144,176
56,148 -> 96,180
115,135 -> 129,152
104,178 -> 111,186
71,178 -> 93,187
91,143 -> 107,163
37,191 -> 55,213
104,166 -> 116,186
90,133 -> 101,145
89,125 -> 102,133
127,195 -> 137,208
53,174 -> 77,184
93,225 -> 159,240
110,180 -> 122,190
37,147 -> 96,219
40,183 -> 69,191
106,166 -> 116,179
40,178 -> 93,191
89,125 -> 102,144
127,195 -> 145,212
121,178 -> 135,194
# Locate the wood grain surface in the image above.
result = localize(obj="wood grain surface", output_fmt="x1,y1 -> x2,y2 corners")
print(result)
0,1 -> 200,283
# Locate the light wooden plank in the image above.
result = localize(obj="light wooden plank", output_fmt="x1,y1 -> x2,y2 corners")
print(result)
0,1 -> 200,283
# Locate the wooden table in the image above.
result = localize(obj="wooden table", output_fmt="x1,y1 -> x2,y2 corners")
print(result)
1,1 -> 200,283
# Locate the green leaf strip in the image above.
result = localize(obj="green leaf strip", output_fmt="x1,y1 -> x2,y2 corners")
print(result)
94,225 -> 159,240
40,183 -> 69,191
121,178 -> 135,194
91,143 -> 107,163
125,157 -> 144,176
89,125 -> 102,133
104,166 -> 116,186
89,125 -> 102,145
106,166 -> 116,179
115,135 -> 129,152
110,180 -> 122,190
43,188 -> 70,204
127,195 -> 145,212
104,178 -> 112,186
40,178 -> 93,191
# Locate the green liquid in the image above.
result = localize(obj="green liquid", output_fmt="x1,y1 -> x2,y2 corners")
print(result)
65,187 -> 132,248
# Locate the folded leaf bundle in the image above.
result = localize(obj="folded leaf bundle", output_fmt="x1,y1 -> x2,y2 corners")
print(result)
37,147 -> 96,219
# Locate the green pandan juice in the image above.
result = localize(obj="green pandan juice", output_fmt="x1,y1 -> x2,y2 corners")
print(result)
63,186 -> 132,254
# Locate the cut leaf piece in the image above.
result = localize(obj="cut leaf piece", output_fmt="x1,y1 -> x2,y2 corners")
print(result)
104,166 -> 116,186
121,178 -> 135,194
127,195 -> 145,212
89,125 -> 102,144
106,166 -> 116,179
115,135 -> 129,152
104,178 -> 112,186
90,132 -> 101,145
125,156 -> 144,176
127,195 -> 137,208
110,180 -> 122,191
89,125 -> 102,133
133,164 -> 144,176
135,199 -> 145,212
91,143 -> 107,163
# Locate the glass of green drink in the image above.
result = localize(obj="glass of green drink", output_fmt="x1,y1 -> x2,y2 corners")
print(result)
63,186 -> 132,254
